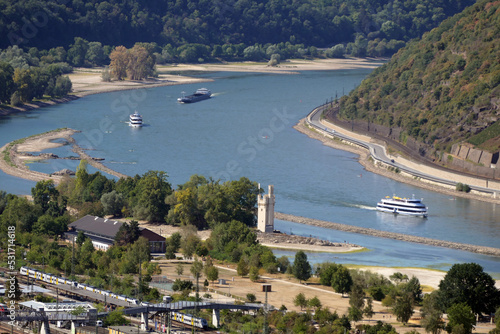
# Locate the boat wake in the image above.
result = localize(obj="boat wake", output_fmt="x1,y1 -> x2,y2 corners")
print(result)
108,161 -> 137,164
351,204 -> 378,211
338,201 -> 377,211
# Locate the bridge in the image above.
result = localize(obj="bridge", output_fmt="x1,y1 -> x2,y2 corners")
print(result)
105,301 -> 264,330
1,301 -> 264,334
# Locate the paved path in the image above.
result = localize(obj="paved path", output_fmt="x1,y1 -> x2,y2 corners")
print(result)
306,104 -> 499,196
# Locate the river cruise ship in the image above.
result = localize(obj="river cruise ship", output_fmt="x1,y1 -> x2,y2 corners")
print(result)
376,195 -> 428,217
129,111 -> 143,127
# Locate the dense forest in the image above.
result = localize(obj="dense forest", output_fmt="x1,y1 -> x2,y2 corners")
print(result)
331,0 -> 500,161
1,0 -> 475,53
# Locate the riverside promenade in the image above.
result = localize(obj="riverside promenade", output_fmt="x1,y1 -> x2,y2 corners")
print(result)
275,212 -> 500,257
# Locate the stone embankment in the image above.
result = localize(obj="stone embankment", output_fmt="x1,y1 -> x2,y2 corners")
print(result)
275,212 -> 500,257
256,230 -> 359,248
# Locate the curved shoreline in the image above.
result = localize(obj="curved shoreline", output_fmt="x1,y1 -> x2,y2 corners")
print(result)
0,128 -> 129,183
294,118 -> 500,205
275,212 -> 500,257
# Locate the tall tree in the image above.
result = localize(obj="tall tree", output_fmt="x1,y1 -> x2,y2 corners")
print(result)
134,171 -> 172,222
393,292 -> 414,325
445,303 -> 476,334
438,263 -> 500,316
292,251 -> 311,283
127,45 -> 155,80
0,61 -> 14,103
109,46 -> 129,80
32,180 -> 59,213
421,291 -> 445,334
332,265 -> 353,297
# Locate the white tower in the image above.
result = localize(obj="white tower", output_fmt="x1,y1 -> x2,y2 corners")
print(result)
257,185 -> 275,233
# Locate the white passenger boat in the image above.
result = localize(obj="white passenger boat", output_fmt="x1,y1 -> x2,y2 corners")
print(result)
129,111 -> 143,127
376,195 -> 428,217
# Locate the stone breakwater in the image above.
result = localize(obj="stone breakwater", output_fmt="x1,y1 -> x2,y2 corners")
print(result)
275,212 -> 500,257
256,231 -> 359,248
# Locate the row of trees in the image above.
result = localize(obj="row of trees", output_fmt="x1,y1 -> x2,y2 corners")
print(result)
0,60 -> 71,105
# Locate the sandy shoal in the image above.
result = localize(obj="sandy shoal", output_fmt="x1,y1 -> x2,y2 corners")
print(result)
15,128 -> 77,152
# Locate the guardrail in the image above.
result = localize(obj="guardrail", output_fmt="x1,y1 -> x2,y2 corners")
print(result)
304,103 -> 498,196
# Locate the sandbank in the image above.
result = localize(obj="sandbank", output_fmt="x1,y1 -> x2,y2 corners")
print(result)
158,57 -> 384,74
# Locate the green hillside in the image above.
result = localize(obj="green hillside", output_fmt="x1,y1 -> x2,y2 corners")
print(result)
334,0 -> 500,159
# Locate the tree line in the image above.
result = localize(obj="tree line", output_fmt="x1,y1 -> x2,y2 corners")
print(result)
0,0 -> 475,54
0,46 -> 72,105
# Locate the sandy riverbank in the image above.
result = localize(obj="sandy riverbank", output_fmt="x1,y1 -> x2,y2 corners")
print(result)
1,57 -> 383,115
0,128 -> 78,183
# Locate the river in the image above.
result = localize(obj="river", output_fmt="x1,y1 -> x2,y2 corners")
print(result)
1,70 -> 499,276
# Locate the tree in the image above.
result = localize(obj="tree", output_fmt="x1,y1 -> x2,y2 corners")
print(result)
318,262 -> 340,286
421,291 -> 445,334
390,272 -> 409,284
86,41 -> 107,66
104,309 -> 130,326
292,251 -> 311,283
80,238 -> 95,270
114,221 -> 140,246
348,305 -> 364,323
249,266 -> 259,282
237,258 -> 249,277
438,263 -> 500,316
175,263 -> 184,276
127,45 -> 155,80
0,61 -> 14,103
109,46 -> 129,80
190,258 -> 203,300
364,297 -> 375,320
294,293 -> 308,310
401,276 -> 423,304
13,68 -> 34,102
67,37 -> 89,66
101,190 -> 125,217
332,265 -> 353,296
393,292 -> 414,325
348,283 -> 365,322
246,293 -> 256,303
134,171 -> 172,222
32,180 -> 59,213
445,303 -> 476,334
308,296 -> 322,310
205,265 -> 219,286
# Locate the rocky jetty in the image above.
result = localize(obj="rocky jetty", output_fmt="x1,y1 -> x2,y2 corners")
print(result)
275,212 -> 500,257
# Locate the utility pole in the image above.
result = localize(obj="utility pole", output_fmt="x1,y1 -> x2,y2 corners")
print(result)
263,288 -> 268,334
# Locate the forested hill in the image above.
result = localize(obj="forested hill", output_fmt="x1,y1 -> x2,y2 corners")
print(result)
1,0 -> 475,52
331,0 -> 500,176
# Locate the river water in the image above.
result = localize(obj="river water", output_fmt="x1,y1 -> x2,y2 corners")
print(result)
1,70 -> 499,276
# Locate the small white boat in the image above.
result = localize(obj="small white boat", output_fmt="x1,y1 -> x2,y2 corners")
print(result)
129,111 -> 143,127
376,195 -> 428,217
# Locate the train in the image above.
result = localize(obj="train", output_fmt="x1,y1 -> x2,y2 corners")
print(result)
170,311 -> 208,329
19,266 -> 142,305
19,267 -> 209,329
